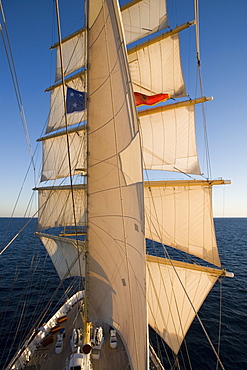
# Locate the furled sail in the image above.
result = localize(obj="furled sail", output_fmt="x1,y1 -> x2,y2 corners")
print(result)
121,0 -> 168,45
144,180 -> 221,266
36,185 -> 86,231
139,104 -> 201,174
87,0 -> 147,368
36,233 -> 85,280
146,255 -> 224,354
40,128 -> 86,181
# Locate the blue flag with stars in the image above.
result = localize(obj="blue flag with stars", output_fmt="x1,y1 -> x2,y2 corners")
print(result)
66,87 -> 85,114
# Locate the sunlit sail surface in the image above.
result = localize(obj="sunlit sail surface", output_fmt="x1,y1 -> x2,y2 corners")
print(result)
1,1 -> 233,369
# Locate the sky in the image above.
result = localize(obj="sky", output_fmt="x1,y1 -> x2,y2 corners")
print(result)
0,0 -> 246,218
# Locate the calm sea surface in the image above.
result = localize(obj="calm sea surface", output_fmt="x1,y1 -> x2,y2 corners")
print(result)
0,217 -> 246,369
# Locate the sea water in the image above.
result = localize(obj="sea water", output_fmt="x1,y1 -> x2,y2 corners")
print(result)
177,218 -> 247,369
0,217 -> 246,369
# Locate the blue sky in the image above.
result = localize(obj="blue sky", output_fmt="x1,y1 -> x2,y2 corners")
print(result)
0,0 -> 246,217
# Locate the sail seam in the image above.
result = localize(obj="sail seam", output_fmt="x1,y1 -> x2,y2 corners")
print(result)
106,0 -> 141,367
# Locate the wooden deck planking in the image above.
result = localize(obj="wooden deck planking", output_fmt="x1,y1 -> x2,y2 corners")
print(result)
25,303 -> 129,369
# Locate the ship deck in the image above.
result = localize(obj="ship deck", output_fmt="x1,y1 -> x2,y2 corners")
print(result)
24,302 -> 130,370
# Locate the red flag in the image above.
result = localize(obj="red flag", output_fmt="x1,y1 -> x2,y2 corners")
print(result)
134,92 -> 170,107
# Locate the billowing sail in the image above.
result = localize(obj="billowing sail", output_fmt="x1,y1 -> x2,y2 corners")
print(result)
53,0 -> 169,83
87,0 -> 147,369
41,128 -> 86,181
36,185 -> 86,231
140,104 -> 201,174
128,32 -> 186,97
144,180 -> 221,266
121,0 -> 168,45
37,233 -> 85,280
53,28 -> 86,82
146,255 -> 223,354
46,78 -> 86,134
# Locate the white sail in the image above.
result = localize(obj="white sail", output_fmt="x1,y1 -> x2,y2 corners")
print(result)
140,104 -> 201,174
87,0 -> 147,368
128,32 -> 186,97
46,77 -> 86,134
37,185 -> 86,231
52,0 -> 168,80
144,181 -> 221,266
146,255 -> 222,354
121,0 -> 168,45
37,233 -> 85,280
53,28 -> 86,82
119,134 -> 143,185
41,129 -> 86,181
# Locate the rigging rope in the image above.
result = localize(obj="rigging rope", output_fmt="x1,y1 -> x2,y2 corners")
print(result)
216,277 -> 223,370
144,181 -> 193,369
0,214 -> 37,255
54,0 -> 84,277
194,0 -> 211,179
145,183 -> 227,369
143,179 -> 226,369
194,3 -> 225,369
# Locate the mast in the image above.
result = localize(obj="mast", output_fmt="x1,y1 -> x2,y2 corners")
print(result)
83,0 -> 90,349
1,1 -> 237,369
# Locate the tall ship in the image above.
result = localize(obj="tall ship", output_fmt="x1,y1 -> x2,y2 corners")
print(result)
1,0 -> 233,369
